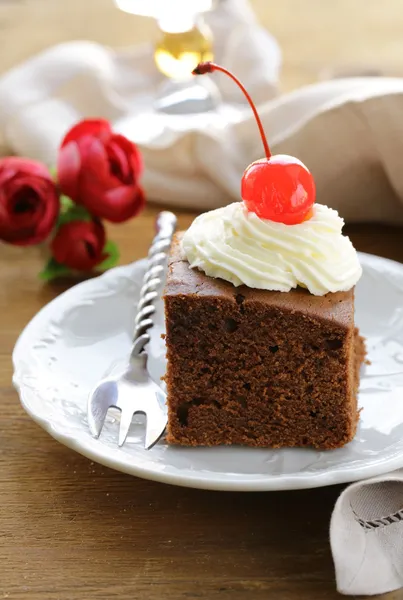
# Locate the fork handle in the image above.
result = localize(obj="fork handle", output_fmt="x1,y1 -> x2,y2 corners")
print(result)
131,211 -> 177,360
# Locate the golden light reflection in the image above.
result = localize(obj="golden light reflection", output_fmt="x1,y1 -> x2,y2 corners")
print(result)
154,21 -> 213,80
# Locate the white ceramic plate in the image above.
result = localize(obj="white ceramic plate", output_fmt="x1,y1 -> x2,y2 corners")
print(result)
12,253 -> 403,491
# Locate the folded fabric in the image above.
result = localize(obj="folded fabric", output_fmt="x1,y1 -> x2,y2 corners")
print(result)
331,469 -> 403,595
2,3 -> 403,223
0,0 -> 280,175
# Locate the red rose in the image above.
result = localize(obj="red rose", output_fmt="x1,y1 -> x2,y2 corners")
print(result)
57,119 -> 145,223
51,219 -> 106,271
0,157 -> 59,246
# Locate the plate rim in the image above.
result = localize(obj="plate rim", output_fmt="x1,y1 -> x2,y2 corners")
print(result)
12,252 -> 403,492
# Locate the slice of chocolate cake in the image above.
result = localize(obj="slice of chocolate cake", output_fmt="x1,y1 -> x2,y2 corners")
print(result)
163,61 -> 364,449
164,234 -> 365,449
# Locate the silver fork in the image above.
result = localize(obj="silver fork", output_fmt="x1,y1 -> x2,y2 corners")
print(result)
87,211 -> 177,449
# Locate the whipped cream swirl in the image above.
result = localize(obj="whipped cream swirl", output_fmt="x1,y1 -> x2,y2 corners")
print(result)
182,202 -> 362,296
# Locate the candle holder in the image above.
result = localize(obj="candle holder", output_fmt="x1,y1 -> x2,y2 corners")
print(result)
114,0 -> 221,114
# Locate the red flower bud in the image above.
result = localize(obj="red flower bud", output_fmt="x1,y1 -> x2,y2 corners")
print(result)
57,119 -> 145,223
51,219 -> 107,271
0,157 -> 59,246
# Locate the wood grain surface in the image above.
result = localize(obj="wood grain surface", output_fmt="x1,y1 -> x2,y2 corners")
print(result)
1,2 -> 403,599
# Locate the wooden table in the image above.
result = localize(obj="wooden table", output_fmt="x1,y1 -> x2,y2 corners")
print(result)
1,210 -> 403,600
1,2 -> 403,599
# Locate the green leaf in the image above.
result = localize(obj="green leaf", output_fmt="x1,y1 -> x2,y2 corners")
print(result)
39,257 -> 72,281
96,240 -> 120,272
49,165 -> 58,182
57,202 -> 92,227
60,194 -> 74,213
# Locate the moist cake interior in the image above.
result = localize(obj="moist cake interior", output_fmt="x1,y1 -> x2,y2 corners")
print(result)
163,234 -> 365,448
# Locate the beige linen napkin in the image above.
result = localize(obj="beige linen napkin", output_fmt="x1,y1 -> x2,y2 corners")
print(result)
2,52 -> 403,224
331,470 -> 403,595
2,2 -> 403,224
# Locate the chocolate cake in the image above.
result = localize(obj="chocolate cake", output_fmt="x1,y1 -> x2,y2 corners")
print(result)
164,234 -> 365,449
163,60 -> 365,449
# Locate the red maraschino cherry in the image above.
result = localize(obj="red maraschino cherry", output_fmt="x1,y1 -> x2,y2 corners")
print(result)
192,62 -> 316,225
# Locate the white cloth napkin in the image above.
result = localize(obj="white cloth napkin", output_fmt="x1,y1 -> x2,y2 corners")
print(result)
331,470 -> 403,595
0,0 -> 402,594
2,1 -> 403,224
0,0 -> 281,167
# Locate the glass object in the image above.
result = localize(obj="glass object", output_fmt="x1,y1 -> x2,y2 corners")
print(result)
114,0 -> 220,114
154,15 -> 213,80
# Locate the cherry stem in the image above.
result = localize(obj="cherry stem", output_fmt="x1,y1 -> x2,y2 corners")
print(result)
193,62 -> 271,159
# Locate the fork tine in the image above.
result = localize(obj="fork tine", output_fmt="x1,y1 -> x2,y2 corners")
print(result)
118,407 -> 137,447
117,387 -> 167,449
88,380 -> 118,438
145,390 -> 167,450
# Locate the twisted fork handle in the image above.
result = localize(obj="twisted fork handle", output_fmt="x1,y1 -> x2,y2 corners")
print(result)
131,211 -> 177,360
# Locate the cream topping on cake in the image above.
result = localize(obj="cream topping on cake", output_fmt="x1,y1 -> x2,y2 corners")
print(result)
181,202 -> 362,296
